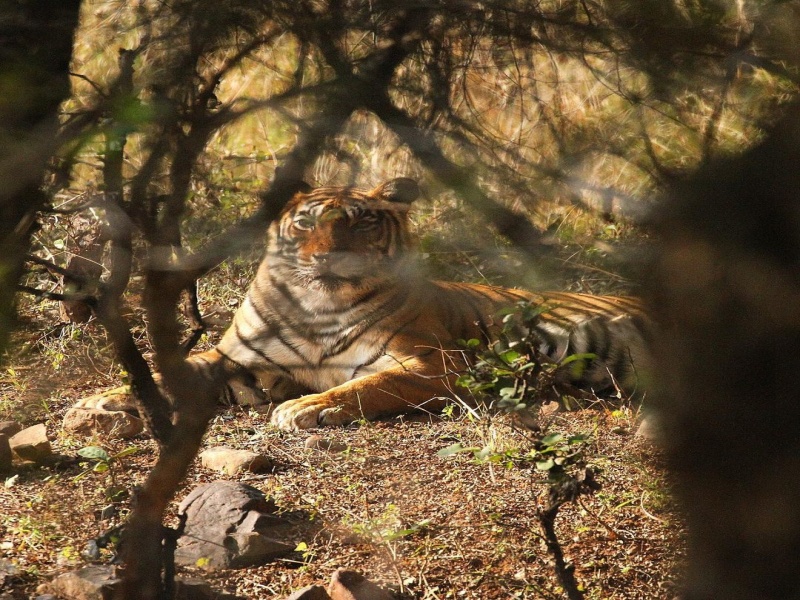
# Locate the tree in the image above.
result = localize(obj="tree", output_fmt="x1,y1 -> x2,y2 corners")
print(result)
0,1 -> 82,355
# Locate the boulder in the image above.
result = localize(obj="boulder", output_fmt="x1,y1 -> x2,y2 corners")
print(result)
225,532 -> 296,567
176,480 -> 296,569
9,423 -> 52,463
63,408 -> 144,439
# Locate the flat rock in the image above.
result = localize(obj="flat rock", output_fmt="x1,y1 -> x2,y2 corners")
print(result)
63,407 -> 144,439
74,387 -> 139,415
304,435 -> 348,453
37,565 -> 119,600
328,569 -> 394,600
225,532 -> 296,567
0,421 -> 22,437
200,447 -> 276,475
176,480 -> 295,569
286,585 -> 331,600
9,423 -> 52,463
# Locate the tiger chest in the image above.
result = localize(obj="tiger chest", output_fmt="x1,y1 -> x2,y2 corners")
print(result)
258,329 -> 392,391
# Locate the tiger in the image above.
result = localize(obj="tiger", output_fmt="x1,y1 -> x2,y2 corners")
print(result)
188,178 -> 650,431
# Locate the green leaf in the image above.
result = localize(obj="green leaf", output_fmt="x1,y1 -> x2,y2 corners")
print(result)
78,446 -> 110,461
92,462 -> 110,473
536,458 -> 555,471
559,352 -> 597,366
437,442 -> 479,458
540,433 -> 564,447
113,447 -> 139,459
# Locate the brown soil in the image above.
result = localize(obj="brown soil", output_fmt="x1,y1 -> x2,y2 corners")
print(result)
0,310 -> 685,600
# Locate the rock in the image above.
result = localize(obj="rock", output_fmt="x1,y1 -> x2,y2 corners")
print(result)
225,532 -> 296,567
328,569 -> 394,600
176,480 -> 296,569
200,447 -> 276,475
285,585 -> 332,600
37,565 -> 119,600
74,387 -> 139,415
0,421 -> 22,437
174,577 -> 215,600
304,435 -> 348,453
9,423 -> 52,463
635,413 -> 662,442
0,434 -> 11,473
63,407 -> 144,439
0,559 -> 18,588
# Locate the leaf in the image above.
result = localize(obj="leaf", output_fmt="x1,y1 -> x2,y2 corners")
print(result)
78,446 -> 110,462
437,442 -> 479,458
540,433 -> 564,447
113,447 -> 139,459
294,542 -> 308,552
559,352 -> 597,366
92,462 -> 110,473
536,458 -> 555,471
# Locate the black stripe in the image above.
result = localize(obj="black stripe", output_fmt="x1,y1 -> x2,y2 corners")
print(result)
321,288 -> 411,359
232,321 -> 292,375
353,311 -> 427,375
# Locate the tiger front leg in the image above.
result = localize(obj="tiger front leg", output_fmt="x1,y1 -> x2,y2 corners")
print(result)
269,367 -> 453,431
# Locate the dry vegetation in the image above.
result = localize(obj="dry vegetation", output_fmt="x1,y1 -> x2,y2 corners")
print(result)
2,0 -> 798,598
2,292 -> 683,600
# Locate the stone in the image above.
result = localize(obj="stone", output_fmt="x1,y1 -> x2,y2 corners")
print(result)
37,565 -> 119,600
0,559 -> 18,588
304,435 -> 348,453
328,569 -> 394,600
0,421 -> 22,437
200,447 -> 276,475
174,577 -> 215,600
635,413 -> 662,442
176,480 -> 296,569
9,423 -> 52,463
225,532 -> 295,567
74,387 -> 139,415
0,434 -> 11,473
285,585 -> 332,600
63,407 -> 144,439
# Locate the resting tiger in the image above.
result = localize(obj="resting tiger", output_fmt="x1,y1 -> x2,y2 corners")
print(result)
189,178 -> 650,430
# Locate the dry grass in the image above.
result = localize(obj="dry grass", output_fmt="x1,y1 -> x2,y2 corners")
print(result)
0,319 -> 684,599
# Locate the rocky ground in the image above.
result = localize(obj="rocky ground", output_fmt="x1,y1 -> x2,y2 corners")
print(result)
0,310 -> 684,600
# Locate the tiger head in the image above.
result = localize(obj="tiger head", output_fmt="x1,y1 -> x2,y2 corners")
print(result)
269,178 -> 421,291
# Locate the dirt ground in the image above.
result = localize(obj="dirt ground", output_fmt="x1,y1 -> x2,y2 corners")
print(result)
0,306 -> 685,600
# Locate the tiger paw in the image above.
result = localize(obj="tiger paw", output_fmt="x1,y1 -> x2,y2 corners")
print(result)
270,395 -> 355,431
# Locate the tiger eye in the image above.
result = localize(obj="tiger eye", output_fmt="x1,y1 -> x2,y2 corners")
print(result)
292,214 -> 315,230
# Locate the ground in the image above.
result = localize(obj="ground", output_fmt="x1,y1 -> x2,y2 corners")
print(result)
0,285 -> 684,600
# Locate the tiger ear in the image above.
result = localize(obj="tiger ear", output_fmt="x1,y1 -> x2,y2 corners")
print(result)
371,178 -> 420,205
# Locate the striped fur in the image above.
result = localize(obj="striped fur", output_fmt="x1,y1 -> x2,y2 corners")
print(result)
189,178 -> 650,430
